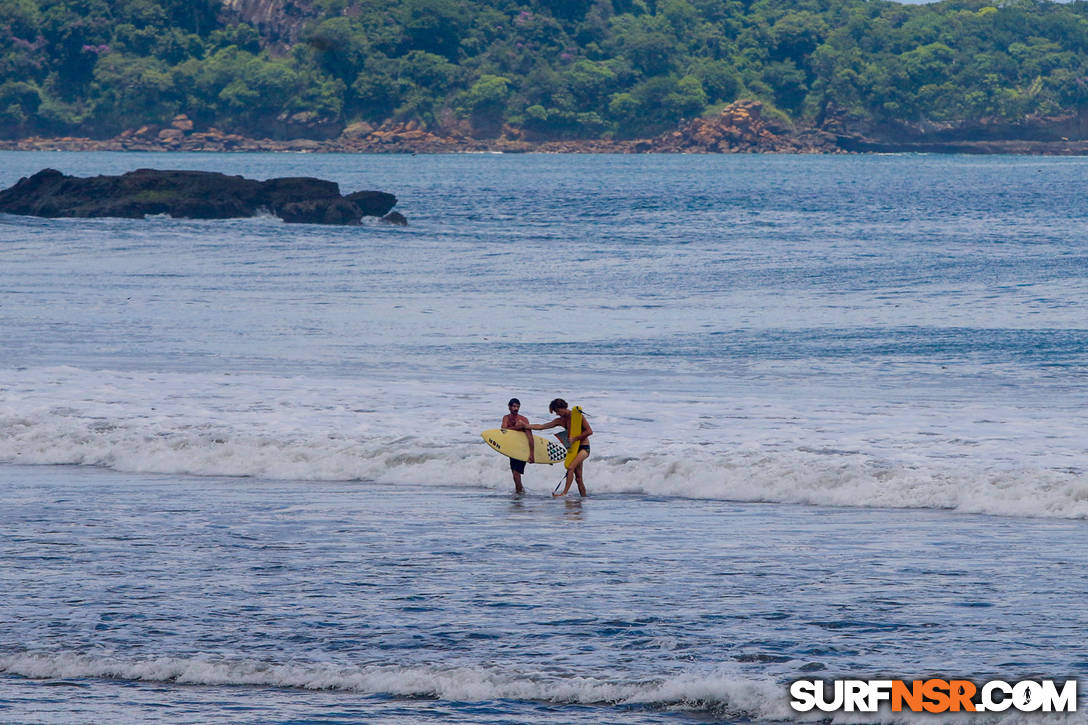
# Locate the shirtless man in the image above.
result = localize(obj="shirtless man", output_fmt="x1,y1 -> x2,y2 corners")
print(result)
501,398 -> 533,493
529,398 -> 592,497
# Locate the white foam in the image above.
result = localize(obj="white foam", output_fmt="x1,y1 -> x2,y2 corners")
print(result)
0,651 -> 781,715
2,366 -> 1087,519
3,653 -> 1084,724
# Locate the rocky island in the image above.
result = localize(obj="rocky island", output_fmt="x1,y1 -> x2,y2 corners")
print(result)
0,168 -> 407,226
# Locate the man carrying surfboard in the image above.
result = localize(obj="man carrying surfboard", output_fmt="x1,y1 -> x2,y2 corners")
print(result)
501,398 -> 533,493
529,399 -> 592,497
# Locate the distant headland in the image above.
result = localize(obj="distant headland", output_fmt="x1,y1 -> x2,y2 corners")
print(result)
2,1 -> 1088,155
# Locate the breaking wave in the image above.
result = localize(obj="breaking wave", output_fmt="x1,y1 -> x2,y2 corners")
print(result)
2,366 -> 1087,519
4,653 -> 1084,724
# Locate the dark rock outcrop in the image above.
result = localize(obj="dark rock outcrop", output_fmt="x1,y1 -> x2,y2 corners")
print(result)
278,198 -> 364,225
344,190 -> 397,217
0,168 -> 402,225
380,211 -> 408,226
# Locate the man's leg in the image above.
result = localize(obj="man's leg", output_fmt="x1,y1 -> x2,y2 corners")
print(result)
510,458 -> 526,493
573,450 -> 589,496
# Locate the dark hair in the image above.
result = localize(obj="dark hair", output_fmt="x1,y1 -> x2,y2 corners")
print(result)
508,398 -> 520,406
549,398 -> 567,413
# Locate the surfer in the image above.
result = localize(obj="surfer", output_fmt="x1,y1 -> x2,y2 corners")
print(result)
501,398 -> 533,493
529,398 -> 592,497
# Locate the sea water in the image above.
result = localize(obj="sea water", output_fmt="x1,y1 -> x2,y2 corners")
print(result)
1,152 -> 1086,723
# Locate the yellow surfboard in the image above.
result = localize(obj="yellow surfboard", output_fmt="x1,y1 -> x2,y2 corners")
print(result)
481,428 -> 566,464
564,406 -> 583,469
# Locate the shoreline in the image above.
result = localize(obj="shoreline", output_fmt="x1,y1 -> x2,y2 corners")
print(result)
4,135 -> 1088,155
6,103 -> 1087,156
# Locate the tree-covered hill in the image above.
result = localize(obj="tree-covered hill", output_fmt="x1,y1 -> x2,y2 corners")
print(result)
2,0 -> 1087,142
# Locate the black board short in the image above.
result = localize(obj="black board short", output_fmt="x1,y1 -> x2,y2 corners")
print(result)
509,457 -> 526,474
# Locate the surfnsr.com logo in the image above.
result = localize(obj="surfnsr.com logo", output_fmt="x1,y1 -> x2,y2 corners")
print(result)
790,679 -> 1078,713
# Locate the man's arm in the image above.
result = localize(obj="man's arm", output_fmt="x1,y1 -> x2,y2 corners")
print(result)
519,416 -> 535,462
528,417 -> 562,431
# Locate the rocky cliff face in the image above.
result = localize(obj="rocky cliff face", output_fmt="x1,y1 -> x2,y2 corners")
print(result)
219,0 -> 319,45
646,101 -> 838,153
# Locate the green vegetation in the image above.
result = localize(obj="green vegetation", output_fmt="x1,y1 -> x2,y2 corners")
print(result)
2,0 -> 1087,140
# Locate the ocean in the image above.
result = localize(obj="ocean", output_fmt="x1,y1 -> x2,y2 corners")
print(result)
1,151 -> 1086,723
